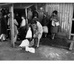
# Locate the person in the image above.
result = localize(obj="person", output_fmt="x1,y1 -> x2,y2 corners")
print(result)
0,14 -> 8,41
19,15 -> 27,40
19,24 -> 35,53
32,10 -> 38,19
15,13 -> 21,28
20,15 -> 26,27
27,8 -> 33,24
32,15 -> 39,22
50,10 -> 60,39
13,16 -> 19,43
7,14 -> 18,43
36,21 -> 43,47
42,13 -> 49,37
7,13 -> 11,39
31,20 -> 43,48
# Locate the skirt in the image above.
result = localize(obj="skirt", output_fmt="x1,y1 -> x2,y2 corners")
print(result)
51,26 -> 58,34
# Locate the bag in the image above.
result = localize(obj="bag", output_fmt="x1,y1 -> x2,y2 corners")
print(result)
25,46 -> 35,53
52,21 -> 55,26
55,22 -> 60,26
0,34 -> 6,41
19,39 -> 29,47
43,26 -> 48,33
26,27 -> 32,38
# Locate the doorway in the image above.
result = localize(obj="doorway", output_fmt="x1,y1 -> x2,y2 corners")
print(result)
14,8 -> 25,27
71,5 -> 74,34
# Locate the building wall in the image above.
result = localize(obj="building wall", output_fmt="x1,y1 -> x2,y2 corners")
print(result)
45,3 -> 73,36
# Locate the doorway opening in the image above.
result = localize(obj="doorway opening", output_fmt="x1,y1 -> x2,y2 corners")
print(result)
14,8 -> 25,28
71,5 -> 74,34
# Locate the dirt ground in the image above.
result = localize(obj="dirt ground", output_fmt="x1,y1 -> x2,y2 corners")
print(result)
0,37 -> 74,60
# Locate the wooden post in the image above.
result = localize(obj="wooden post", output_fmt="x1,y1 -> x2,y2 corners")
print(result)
69,36 -> 74,50
0,8 -> 2,35
25,8 -> 28,24
9,4 -> 15,47
35,3 -> 38,10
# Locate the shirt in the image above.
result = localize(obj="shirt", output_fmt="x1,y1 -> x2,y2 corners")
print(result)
21,19 -> 26,27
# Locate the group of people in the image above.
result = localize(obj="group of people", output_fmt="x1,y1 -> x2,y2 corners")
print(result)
19,9 -> 60,53
0,8 -> 60,53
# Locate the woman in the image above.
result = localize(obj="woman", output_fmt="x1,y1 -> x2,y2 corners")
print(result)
14,17 -> 19,43
31,20 -> 43,47
7,14 -> 18,43
42,13 -> 49,37
19,15 -> 27,40
50,10 -> 60,39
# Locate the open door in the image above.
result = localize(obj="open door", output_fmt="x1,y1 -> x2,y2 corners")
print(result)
69,4 -> 74,39
71,5 -> 74,34
0,9 -> 2,35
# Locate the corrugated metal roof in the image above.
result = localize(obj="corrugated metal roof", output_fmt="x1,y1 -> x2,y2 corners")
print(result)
0,3 -> 34,8
0,3 -> 12,8
0,3 -> 10,5
14,3 -> 34,8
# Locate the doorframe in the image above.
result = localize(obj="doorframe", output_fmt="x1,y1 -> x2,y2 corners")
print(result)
69,4 -> 73,39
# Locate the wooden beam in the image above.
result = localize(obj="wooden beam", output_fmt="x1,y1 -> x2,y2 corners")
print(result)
14,4 -> 33,9
9,4 -> 15,47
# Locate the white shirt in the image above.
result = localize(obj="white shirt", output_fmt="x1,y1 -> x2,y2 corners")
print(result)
21,19 -> 26,27
52,20 -> 60,26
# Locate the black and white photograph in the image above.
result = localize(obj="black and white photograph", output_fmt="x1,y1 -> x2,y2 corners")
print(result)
0,1 -> 74,75
0,2 -> 74,60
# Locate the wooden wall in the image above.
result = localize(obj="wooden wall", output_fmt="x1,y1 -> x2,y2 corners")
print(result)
45,3 -> 73,36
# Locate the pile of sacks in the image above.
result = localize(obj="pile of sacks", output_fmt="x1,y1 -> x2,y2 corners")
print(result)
19,39 -> 35,53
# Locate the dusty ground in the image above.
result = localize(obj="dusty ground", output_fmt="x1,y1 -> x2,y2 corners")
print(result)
0,37 -> 74,60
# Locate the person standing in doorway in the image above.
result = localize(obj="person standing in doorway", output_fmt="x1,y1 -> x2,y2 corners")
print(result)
19,15 -> 26,40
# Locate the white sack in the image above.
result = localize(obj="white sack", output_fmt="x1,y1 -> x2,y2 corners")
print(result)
25,46 -> 35,53
19,39 -> 29,47
55,22 -> 60,26
43,26 -> 48,33
26,27 -> 32,38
